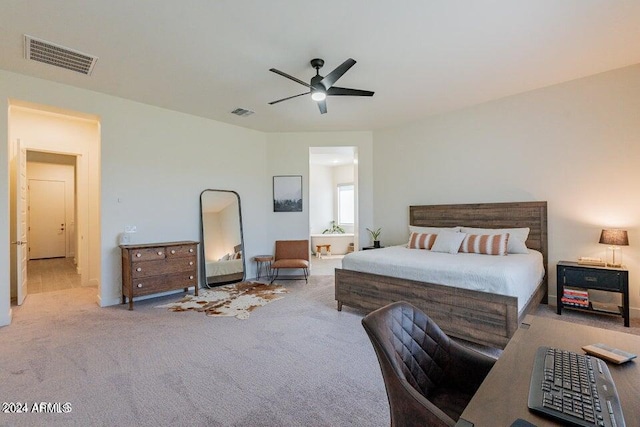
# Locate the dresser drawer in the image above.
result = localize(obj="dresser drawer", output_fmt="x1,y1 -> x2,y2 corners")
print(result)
130,247 -> 167,261
564,267 -> 622,291
131,257 -> 196,278
166,244 -> 197,258
130,272 -> 198,297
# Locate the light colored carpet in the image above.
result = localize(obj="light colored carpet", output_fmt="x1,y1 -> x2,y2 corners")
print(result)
2,278 -> 638,426
0,277 -> 388,427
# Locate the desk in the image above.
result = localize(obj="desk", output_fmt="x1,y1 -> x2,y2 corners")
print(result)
457,315 -> 640,426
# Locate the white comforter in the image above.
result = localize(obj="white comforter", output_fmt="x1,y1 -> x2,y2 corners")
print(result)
206,258 -> 244,277
341,246 -> 545,312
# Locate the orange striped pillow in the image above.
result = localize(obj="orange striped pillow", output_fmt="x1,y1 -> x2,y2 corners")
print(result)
459,233 -> 509,256
408,232 -> 437,249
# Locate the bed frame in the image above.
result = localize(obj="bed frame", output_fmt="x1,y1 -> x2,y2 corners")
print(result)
335,201 -> 548,349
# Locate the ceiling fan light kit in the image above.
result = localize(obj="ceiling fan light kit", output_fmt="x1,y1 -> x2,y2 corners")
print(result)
269,58 -> 374,114
311,91 -> 326,101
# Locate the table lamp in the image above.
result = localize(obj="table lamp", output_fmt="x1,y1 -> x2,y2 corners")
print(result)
599,229 -> 629,268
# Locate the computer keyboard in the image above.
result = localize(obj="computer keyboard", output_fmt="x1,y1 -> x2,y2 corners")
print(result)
528,346 -> 626,427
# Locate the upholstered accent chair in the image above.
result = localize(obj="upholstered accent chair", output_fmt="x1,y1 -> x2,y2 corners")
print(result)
362,301 -> 496,427
270,240 -> 310,284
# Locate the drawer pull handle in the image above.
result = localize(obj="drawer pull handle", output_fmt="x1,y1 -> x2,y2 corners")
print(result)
189,261 -> 193,266
189,275 -> 194,280
157,251 -> 163,256
137,283 -> 143,288
585,276 -> 597,282
136,253 -> 141,258
171,250 -> 176,254
189,248 -> 194,253
136,267 -> 142,272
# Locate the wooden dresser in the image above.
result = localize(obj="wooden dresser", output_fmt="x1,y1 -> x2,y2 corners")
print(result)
120,241 -> 198,310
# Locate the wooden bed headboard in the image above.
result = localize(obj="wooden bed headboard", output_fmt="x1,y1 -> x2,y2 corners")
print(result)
410,201 -> 548,282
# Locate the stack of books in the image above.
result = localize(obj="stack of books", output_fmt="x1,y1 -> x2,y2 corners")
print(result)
562,287 -> 589,308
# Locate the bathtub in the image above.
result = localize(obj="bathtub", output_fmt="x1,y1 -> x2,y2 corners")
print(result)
310,233 -> 355,255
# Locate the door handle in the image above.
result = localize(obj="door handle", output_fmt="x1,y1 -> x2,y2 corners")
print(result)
11,241 -> 27,245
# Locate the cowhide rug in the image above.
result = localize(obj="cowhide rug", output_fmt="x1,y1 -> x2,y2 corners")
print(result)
156,282 -> 288,319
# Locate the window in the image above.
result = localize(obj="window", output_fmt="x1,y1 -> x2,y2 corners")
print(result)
338,184 -> 354,225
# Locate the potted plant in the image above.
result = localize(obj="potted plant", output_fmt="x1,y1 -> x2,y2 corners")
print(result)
366,227 -> 382,248
322,220 -> 345,234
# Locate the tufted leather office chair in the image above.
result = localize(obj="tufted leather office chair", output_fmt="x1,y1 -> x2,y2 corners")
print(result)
362,301 -> 496,427
270,240 -> 310,284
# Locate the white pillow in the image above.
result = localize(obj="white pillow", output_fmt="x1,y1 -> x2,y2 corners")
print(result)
431,230 -> 466,254
409,225 -> 461,234
460,227 -> 530,254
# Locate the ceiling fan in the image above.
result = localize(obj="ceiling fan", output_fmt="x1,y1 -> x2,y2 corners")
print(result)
269,58 -> 374,114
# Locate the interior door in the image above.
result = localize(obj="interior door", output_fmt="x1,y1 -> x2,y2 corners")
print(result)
29,179 -> 66,259
15,140 -> 28,305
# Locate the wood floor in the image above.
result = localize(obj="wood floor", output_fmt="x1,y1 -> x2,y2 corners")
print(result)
27,257 -> 81,294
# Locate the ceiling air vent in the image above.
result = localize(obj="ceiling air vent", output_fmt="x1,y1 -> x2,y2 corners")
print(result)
24,35 -> 98,75
231,108 -> 255,117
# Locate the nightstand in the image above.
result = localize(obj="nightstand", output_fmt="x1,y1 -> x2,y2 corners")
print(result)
556,261 -> 629,327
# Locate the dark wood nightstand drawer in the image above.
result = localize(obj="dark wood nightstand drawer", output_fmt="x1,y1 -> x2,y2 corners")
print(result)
564,267 -> 622,291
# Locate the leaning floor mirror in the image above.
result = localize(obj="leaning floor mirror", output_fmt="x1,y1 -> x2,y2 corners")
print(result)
199,189 -> 246,288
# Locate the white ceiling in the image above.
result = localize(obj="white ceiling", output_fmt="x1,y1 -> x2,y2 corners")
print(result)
1,1 -> 639,133
309,147 -> 355,166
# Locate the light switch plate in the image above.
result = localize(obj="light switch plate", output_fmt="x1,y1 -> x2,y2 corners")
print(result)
124,225 -> 137,233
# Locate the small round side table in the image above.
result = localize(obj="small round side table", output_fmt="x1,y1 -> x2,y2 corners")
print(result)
254,255 -> 274,280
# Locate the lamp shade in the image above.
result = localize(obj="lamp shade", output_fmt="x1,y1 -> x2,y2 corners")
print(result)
599,229 -> 629,246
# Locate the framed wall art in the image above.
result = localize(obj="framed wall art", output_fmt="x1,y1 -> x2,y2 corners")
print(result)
273,175 -> 302,212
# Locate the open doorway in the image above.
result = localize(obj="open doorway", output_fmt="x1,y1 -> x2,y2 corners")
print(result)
25,151 -> 80,294
8,101 -> 101,314
308,146 -> 358,275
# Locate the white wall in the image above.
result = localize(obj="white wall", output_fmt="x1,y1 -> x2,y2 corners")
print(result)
373,64 -> 640,315
309,163 -> 334,234
0,70 -> 269,320
266,132 -> 374,252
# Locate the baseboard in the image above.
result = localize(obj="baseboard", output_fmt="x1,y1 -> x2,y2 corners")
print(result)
0,308 -> 13,327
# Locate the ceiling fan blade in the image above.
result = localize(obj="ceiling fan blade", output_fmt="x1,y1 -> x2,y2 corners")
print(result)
268,92 -> 309,105
319,58 -> 356,90
269,68 -> 312,88
327,86 -> 374,97
317,99 -> 327,114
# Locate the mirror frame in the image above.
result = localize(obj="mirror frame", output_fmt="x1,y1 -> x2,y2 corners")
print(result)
199,189 -> 246,288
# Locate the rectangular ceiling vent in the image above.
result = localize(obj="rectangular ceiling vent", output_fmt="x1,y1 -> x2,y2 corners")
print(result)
24,35 -> 98,75
231,108 -> 254,117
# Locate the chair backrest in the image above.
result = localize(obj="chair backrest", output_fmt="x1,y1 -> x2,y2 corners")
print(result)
362,301 -> 458,427
274,240 -> 309,261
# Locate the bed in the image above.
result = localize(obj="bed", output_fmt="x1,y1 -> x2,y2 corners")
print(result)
205,258 -> 244,284
205,244 -> 244,285
335,201 -> 548,349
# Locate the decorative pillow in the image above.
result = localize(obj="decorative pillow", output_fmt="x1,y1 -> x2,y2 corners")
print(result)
459,233 -> 509,256
460,227 -> 529,254
431,230 -> 466,254
234,251 -> 242,259
408,232 -> 437,249
409,225 -> 461,235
